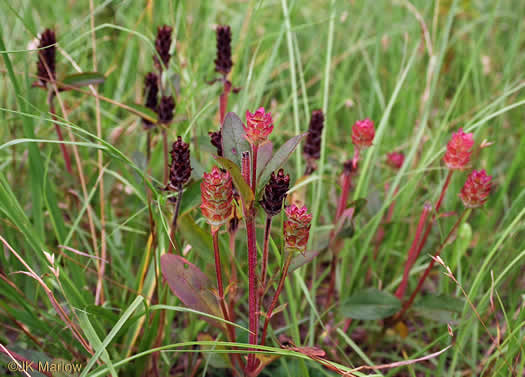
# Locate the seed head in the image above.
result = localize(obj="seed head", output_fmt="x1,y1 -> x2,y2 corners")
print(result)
283,204 -> 312,254
166,136 -> 191,191
214,25 -> 233,76
260,169 -> 290,217
443,128 -> 474,170
154,25 -> 173,69
386,152 -> 405,170
459,169 -> 492,208
209,130 -> 223,157
351,118 -> 375,149
36,28 -> 57,85
303,109 -> 325,161
158,96 -> 175,125
244,107 -> 274,145
143,72 -> 159,128
200,167 -> 234,227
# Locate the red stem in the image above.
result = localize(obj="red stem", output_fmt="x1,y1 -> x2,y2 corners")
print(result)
212,229 -> 243,370
410,170 -> 455,270
261,255 -> 292,346
48,91 -> 73,175
241,151 -> 258,372
261,216 -> 272,289
251,144 -> 258,193
398,209 -> 469,319
219,80 -> 232,125
395,202 -> 432,299
162,129 -> 169,186
435,170 -> 453,213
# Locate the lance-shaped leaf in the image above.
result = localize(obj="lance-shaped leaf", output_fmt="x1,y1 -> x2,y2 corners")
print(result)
161,254 -> 223,330
257,133 -> 307,195
216,156 -> 254,207
340,288 -> 401,320
177,214 -> 213,259
289,249 -> 321,272
60,72 -> 105,89
126,103 -> 158,124
222,112 -> 250,167
256,141 -> 273,180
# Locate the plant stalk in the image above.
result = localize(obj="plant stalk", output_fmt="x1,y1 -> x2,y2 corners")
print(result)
167,186 -> 183,254
397,209 -> 470,319
219,79 -> 231,125
395,202 -> 432,299
261,216 -> 273,290
261,254 -> 292,346
162,128 -> 169,186
47,89 -> 73,175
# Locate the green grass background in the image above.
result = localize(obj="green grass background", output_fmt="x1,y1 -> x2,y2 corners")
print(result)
0,0 -> 524,376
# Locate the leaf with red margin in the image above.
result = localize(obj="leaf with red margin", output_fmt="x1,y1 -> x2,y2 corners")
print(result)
161,254 -> 223,330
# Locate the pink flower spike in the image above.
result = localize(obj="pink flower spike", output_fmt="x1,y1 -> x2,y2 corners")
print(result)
386,152 -> 405,170
244,107 -> 274,145
459,169 -> 492,208
443,128 -> 474,170
283,204 -> 312,254
351,118 -> 375,149
200,167 -> 234,227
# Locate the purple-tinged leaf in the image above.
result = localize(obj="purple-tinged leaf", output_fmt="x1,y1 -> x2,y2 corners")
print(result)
222,112 -> 250,168
289,249 -> 321,272
161,254 -> 223,329
257,133 -> 307,195
256,141 -> 273,180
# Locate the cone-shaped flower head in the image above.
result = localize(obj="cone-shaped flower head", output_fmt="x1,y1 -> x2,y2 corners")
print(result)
209,130 -> 223,157
158,96 -> 175,125
244,107 -> 274,145
386,152 -> 405,170
143,72 -> 159,128
154,25 -> 173,69
443,128 -> 474,170
303,110 -> 325,160
459,169 -> 492,208
200,167 -> 234,228
283,204 -> 312,254
166,136 -> 191,191
351,118 -> 375,149
260,169 -> 290,217
36,28 -> 57,85
215,25 -> 233,76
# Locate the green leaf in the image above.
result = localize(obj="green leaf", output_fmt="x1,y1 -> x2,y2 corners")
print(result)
126,103 -> 158,124
413,295 -> 465,323
216,156 -> 254,207
257,133 -> 307,194
60,72 -> 105,89
340,288 -> 401,320
222,112 -> 250,167
78,312 -> 118,377
160,254 -> 223,330
289,249 -> 320,272
80,296 -> 144,377
178,214 -> 213,259
179,180 -> 203,217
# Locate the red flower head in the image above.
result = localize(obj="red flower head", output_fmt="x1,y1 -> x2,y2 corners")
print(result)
283,204 -> 312,254
351,118 -> 375,149
244,107 -> 274,145
386,152 -> 405,170
443,128 -> 474,170
459,169 -> 492,208
200,167 -> 233,228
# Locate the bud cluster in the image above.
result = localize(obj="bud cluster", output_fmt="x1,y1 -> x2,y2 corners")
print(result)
351,118 -> 375,149
443,128 -> 474,170
283,204 -> 312,254
36,28 -> 57,85
200,167 -> 234,227
166,136 -> 192,191
260,169 -> 290,217
459,169 -> 492,208
214,25 -> 233,76
244,107 -> 274,145
154,25 -> 173,70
